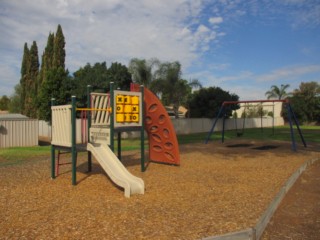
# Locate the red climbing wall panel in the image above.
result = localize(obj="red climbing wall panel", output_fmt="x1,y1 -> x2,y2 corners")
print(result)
131,84 -> 180,165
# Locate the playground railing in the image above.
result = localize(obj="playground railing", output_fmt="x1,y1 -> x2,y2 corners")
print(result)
90,93 -> 111,127
51,104 -> 72,147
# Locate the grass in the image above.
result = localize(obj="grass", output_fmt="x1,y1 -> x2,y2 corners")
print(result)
205,125 -> 320,143
1,125 -> 319,166
0,145 -> 51,166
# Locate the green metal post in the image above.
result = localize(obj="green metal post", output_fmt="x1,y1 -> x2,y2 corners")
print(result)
110,82 -> 114,151
51,98 -> 56,179
71,96 -> 77,185
87,85 -> 92,172
140,85 -> 145,172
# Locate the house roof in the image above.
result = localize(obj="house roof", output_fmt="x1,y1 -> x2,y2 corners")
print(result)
0,114 -> 29,120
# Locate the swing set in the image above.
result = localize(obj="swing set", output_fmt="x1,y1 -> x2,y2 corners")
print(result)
233,102 -> 276,137
205,99 -> 307,151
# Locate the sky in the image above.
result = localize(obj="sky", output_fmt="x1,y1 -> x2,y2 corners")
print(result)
0,0 -> 320,100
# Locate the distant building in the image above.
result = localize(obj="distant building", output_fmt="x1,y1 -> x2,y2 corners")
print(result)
233,101 -> 283,118
165,106 -> 187,118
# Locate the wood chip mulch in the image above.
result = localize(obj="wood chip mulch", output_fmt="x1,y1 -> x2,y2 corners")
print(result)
0,140 -> 319,239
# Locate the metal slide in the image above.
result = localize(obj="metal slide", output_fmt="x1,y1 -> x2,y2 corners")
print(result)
87,143 -> 145,198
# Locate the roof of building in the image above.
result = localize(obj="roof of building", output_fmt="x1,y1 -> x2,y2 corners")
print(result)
0,114 -> 29,120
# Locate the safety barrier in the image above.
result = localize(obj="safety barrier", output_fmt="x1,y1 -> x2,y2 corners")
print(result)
51,104 -> 72,147
90,93 -> 111,127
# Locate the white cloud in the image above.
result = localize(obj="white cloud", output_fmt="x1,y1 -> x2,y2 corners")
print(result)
186,64 -> 320,100
0,0 -> 219,95
209,16 -> 223,24
186,69 -> 266,100
256,65 -> 320,82
208,63 -> 230,71
229,86 -> 267,100
1,0 -> 319,99
0,63 -> 20,96
186,69 -> 254,87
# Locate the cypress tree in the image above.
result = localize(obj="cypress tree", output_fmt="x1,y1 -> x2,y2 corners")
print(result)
39,33 -> 54,87
53,24 -> 65,69
20,43 -> 30,114
29,41 -> 39,93
24,41 -> 39,118
38,25 -> 70,121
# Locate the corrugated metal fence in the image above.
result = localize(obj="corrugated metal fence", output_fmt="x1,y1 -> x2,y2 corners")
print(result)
38,117 -> 284,140
173,117 -> 284,134
0,117 -> 286,148
0,119 -> 38,148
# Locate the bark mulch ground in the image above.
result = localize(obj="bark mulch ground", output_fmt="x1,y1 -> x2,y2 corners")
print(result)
262,159 -> 320,240
0,140 -> 319,239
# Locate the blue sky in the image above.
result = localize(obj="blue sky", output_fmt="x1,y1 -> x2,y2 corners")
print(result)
0,0 -> 320,100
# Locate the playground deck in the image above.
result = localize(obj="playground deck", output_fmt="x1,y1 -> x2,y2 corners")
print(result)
0,140 -> 319,239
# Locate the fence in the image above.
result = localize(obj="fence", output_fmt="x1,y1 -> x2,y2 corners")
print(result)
173,117 -> 284,135
0,119 -> 38,148
39,117 -> 284,140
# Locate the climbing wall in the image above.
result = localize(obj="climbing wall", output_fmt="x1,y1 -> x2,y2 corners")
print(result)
131,84 -> 180,165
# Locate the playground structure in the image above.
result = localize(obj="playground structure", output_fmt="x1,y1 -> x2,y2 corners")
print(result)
205,99 -> 307,151
232,101 -> 283,136
50,83 -> 180,197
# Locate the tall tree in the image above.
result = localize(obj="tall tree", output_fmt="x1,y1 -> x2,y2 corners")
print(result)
152,61 -> 202,118
187,87 -> 239,118
19,41 -> 39,118
107,62 -> 132,90
24,41 -> 39,118
38,25 -> 69,121
265,84 -> 290,100
71,62 -> 132,107
128,58 -> 159,88
291,81 -> 320,122
39,32 -> 54,87
8,84 -> 22,113
29,41 -> 40,93
0,95 -> 10,110
38,68 -> 71,121
20,43 -> 30,114
71,62 -> 109,106
53,24 -> 65,69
